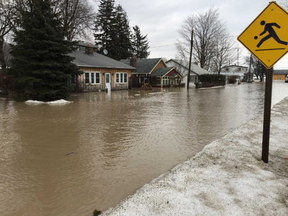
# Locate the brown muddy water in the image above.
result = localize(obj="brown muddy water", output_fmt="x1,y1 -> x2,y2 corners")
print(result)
1,81 -> 288,216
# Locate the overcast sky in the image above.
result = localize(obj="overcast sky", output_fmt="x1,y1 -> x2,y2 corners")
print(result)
90,0 -> 288,69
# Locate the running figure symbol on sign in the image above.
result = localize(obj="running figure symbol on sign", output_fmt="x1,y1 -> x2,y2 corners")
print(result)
256,20 -> 288,48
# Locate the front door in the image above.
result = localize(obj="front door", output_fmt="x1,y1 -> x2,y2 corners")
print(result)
105,73 -> 111,91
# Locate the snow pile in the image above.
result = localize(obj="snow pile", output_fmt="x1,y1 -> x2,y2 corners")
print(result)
46,99 -> 72,105
25,99 -> 72,106
25,100 -> 45,105
102,98 -> 288,216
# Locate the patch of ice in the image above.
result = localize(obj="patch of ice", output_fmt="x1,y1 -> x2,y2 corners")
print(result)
25,100 -> 45,105
25,99 -> 72,106
46,99 -> 72,105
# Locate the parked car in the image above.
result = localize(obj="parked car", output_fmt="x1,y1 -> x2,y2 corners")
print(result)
285,74 -> 288,83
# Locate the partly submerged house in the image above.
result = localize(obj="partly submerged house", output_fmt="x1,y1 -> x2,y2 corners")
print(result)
220,65 -> 253,82
69,43 -> 135,92
166,59 -> 210,86
121,58 -> 182,87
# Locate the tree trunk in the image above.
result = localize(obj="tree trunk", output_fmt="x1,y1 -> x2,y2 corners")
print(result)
0,38 -> 6,71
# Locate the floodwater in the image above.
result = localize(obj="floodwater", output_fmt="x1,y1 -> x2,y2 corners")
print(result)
0,81 -> 288,216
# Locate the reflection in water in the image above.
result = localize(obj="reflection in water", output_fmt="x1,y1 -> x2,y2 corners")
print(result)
1,81 -> 288,216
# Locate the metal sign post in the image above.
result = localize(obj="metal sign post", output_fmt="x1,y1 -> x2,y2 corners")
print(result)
262,68 -> 273,163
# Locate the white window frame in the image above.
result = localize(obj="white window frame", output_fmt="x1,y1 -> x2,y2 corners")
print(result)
84,72 -> 101,85
115,72 -> 128,84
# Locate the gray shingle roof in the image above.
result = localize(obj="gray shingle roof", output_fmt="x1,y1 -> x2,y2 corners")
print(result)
150,67 -> 174,77
69,51 -> 135,70
166,59 -> 210,76
274,70 -> 288,75
121,58 -> 161,74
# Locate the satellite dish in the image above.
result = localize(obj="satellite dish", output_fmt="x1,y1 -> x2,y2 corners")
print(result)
103,49 -> 108,55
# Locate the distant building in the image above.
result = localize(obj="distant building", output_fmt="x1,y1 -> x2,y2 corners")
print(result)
220,65 -> 253,82
273,70 -> 288,81
166,59 -> 210,86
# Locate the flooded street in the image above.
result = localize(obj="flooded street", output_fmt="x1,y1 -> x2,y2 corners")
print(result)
1,81 -> 288,216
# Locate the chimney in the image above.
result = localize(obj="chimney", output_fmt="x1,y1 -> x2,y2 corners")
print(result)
85,43 -> 93,55
130,55 -> 137,68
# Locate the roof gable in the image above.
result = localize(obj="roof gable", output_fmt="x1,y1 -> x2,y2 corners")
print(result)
150,67 -> 173,77
121,58 -> 162,74
166,59 -> 209,75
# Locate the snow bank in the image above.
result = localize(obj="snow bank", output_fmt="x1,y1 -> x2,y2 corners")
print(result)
46,99 -> 72,105
101,97 -> 288,216
25,99 -> 72,106
25,100 -> 45,105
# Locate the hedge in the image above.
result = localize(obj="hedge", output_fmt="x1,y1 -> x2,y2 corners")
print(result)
198,74 -> 226,83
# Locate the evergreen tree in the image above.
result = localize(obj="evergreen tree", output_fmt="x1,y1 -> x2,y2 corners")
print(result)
114,5 -> 132,60
11,0 -> 80,101
94,0 -> 117,58
132,25 -> 150,59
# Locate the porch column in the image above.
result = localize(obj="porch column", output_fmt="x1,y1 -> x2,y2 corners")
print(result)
161,77 -> 163,88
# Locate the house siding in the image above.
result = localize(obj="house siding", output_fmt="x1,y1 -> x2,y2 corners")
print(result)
273,74 -> 285,80
78,67 -> 132,92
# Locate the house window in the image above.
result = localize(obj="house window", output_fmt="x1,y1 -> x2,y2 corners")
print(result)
85,72 -> 100,84
85,73 -> 90,84
96,73 -> 100,83
91,73 -> 95,84
157,78 -> 161,85
115,72 -> 128,84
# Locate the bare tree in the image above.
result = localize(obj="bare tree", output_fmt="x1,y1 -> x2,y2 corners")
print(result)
0,0 -> 16,71
14,0 -> 96,41
177,8 -> 231,71
279,0 -> 288,9
51,0 -> 96,40
211,33 -> 235,74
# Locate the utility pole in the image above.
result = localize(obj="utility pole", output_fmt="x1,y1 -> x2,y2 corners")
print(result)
237,47 -> 239,66
187,29 -> 194,89
248,53 -> 252,83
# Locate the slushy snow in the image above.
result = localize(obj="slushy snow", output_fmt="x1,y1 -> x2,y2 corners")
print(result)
101,97 -> 288,216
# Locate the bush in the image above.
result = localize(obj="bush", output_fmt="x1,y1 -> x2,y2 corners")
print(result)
141,83 -> 152,90
198,74 -> 226,83
228,76 -> 237,84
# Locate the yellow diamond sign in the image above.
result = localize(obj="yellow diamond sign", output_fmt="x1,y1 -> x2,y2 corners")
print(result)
238,1 -> 288,69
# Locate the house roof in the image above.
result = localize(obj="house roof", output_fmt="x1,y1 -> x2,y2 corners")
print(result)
78,42 -> 98,49
274,70 -> 288,75
219,72 -> 244,76
150,67 -> 174,77
223,65 -> 248,69
166,59 -> 210,76
69,50 -> 135,70
121,58 -> 162,74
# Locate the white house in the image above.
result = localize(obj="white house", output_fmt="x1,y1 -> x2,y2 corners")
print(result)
166,59 -> 210,87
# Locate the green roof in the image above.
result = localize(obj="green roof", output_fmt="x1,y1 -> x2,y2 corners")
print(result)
150,67 -> 173,77
121,58 -> 161,74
